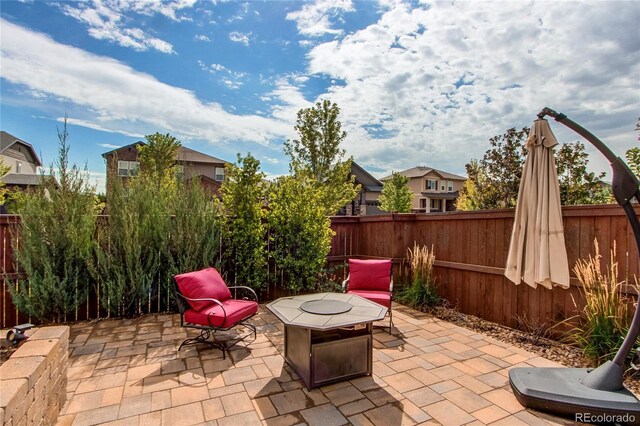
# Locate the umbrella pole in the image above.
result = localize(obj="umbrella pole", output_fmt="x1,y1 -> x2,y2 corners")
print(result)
509,107 -> 640,422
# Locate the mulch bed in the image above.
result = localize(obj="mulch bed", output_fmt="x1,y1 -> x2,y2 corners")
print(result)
427,305 -> 640,395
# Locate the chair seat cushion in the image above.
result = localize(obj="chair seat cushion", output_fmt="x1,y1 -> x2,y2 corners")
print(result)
184,299 -> 258,329
347,290 -> 391,308
175,267 -> 232,311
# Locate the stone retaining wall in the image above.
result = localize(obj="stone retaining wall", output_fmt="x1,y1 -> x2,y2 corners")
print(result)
0,326 -> 70,426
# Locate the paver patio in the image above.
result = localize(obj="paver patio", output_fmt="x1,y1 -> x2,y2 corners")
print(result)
55,304 -> 575,426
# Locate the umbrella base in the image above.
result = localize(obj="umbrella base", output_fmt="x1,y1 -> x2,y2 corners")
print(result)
509,367 -> 640,424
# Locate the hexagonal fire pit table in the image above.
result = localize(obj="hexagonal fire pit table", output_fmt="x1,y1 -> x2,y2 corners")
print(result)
266,292 -> 387,390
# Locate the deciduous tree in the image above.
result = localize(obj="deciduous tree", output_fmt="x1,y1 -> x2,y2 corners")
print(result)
379,172 -> 413,213
284,100 -> 359,214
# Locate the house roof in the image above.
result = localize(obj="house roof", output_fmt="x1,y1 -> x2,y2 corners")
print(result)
102,142 -> 227,164
0,131 -> 43,167
381,166 -> 466,181
0,173 -> 49,186
351,161 -> 384,192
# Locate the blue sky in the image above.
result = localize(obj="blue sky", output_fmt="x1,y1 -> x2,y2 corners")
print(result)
1,0 -> 639,193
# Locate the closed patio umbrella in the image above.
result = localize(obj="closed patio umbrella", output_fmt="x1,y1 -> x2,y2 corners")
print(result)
508,108 -> 640,421
505,119 -> 569,289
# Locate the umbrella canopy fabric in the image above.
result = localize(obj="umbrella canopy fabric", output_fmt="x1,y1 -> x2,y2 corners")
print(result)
505,119 -> 570,290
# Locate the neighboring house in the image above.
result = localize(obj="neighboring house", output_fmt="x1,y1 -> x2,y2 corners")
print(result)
102,142 -> 228,195
339,162 -> 384,216
382,166 -> 466,213
0,131 -> 45,191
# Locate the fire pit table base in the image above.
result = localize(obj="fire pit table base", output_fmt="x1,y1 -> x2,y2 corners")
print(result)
266,293 -> 387,390
285,324 -> 372,390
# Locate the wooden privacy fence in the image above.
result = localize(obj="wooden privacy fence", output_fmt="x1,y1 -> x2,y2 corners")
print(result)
330,204 -> 640,330
1,205 -> 639,330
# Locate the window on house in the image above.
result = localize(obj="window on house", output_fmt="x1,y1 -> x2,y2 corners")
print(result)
420,198 -> 427,209
426,179 -> 437,190
448,180 -> 454,191
440,181 -> 446,191
16,162 -> 22,174
215,167 -> 225,182
117,161 -> 140,177
430,198 -> 441,210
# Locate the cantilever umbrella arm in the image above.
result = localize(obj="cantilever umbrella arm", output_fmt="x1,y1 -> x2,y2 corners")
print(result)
538,107 -> 640,371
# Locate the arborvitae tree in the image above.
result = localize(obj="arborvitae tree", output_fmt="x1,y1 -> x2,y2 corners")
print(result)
12,120 -> 98,322
379,172 -> 413,213
268,175 -> 334,292
284,100 -> 360,214
219,154 -> 267,291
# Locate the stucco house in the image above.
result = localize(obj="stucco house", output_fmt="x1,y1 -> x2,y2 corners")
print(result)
102,142 -> 228,195
382,166 -> 466,213
0,131 -> 45,191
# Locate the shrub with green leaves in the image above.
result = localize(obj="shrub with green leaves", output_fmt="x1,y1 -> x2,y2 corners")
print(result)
12,121 -> 98,323
268,175 -> 334,293
219,154 -> 267,291
568,239 -> 634,365
397,243 -> 440,309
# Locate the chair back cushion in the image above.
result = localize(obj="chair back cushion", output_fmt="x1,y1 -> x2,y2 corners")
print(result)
348,259 -> 392,292
174,267 -> 232,312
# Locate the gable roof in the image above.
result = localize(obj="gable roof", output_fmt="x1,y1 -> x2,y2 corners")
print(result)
102,142 -> 227,164
351,161 -> 383,192
0,131 -> 43,167
381,166 -> 466,181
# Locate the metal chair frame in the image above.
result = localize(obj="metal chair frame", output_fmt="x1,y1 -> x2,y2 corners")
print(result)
174,280 -> 258,359
342,271 -> 394,334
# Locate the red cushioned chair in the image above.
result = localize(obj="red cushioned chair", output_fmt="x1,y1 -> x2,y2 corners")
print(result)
174,267 -> 258,358
342,259 -> 393,333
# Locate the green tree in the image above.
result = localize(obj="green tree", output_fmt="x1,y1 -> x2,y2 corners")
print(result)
268,175 -> 334,292
284,100 -> 360,214
556,141 -> 612,205
12,119 -> 98,322
219,154 -> 267,291
625,118 -> 640,176
95,133 -> 180,316
462,127 -> 612,209
138,132 -> 181,192
379,172 -> 413,213
479,127 -> 528,208
0,159 -> 11,208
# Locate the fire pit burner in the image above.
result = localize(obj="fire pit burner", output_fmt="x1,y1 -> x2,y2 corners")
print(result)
300,299 -> 352,315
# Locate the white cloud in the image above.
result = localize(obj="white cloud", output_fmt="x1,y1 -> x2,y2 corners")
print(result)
1,19 -> 291,146
286,0 -> 354,37
97,143 -> 121,149
195,34 -> 211,42
61,117 -> 144,138
60,0 -> 196,53
303,1 -> 640,178
229,31 -> 250,46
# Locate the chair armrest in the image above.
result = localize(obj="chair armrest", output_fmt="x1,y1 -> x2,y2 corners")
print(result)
178,294 -> 224,308
227,286 -> 259,302
342,275 -> 350,292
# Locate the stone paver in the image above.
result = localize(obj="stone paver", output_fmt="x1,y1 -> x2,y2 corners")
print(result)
57,305 -> 589,426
